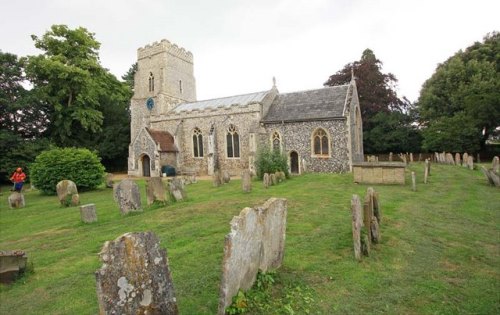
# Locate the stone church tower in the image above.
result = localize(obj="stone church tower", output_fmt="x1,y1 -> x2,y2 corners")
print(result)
130,39 -> 196,141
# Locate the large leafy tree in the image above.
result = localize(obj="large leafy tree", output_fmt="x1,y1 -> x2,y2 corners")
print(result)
417,32 -> 499,152
325,49 -> 418,153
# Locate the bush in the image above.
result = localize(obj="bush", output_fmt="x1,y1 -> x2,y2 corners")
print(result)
30,147 -> 105,194
255,147 -> 289,180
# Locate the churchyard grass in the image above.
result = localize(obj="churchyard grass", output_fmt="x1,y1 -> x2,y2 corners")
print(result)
0,163 -> 499,314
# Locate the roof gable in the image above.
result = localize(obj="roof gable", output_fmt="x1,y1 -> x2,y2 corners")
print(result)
262,85 -> 349,123
146,128 -> 178,152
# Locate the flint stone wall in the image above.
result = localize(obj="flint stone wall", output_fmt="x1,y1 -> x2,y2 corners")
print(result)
218,198 -> 287,314
95,232 -> 178,315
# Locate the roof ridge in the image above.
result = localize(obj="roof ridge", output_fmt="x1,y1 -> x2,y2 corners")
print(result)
179,90 -> 270,105
279,84 -> 349,96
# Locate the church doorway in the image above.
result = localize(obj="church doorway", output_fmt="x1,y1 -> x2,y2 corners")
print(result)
142,155 -> 151,177
290,151 -> 299,174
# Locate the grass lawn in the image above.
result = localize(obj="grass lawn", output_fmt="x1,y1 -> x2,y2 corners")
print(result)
0,163 -> 499,314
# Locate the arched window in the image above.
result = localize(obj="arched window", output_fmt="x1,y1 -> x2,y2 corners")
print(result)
272,131 -> 281,152
312,128 -> 330,157
193,127 -> 203,157
148,72 -> 155,92
226,124 -> 240,158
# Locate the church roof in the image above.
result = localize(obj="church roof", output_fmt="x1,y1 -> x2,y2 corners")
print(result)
146,128 -> 178,152
262,85 -> 349,123
172,91 -> 269,112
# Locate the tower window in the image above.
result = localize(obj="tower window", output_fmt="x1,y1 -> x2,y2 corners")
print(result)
148,72 -> 155,92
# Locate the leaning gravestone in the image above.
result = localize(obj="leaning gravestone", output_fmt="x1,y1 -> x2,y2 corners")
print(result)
263,173 -> 270,189
480,166 -> 500,187
146,177 -> 167,205
169,178 -> 186,201
370,216 -> 380,244
80,204 -> 97,223
95,232 -> 179,315
492,156 -> 499,174
351,195 -> 363,261
8,192 -> 25,209
218,198 -> 287,315
369,187 -> 381,225
114,179 -> 142,214
56,180 -> 79,206
241,170 -> 251,193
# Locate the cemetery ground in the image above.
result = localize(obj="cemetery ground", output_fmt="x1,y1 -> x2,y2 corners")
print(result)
0,163 -> 499,314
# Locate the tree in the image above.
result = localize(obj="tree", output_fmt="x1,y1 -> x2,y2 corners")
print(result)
417,32 -> 499,152
122,62 -> 137,90
325,49 -> 415,153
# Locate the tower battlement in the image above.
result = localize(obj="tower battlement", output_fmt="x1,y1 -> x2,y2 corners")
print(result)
137,39 -> 193,63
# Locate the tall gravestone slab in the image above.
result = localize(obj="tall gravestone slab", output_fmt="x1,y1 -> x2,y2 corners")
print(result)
241,170 -> 251,193
492,156 -> 499,173
146,177 -> 167,205
462,153 -> 469,168
351,195 -> 363,261
467,156 -> 474,170
445,153 -> 455,165
95,232 -> 178,315
56,180 -> 79,206
263,173 -> 270,189
218,198 -> 287,314
169,178 -> 186,202
114,179 -> 142,214
455,153 -> 461,166
80,204 -> 97,223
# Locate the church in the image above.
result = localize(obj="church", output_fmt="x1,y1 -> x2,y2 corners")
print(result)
128,39 -> 364,177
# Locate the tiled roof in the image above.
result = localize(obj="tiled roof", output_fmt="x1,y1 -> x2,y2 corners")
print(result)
262,85 -> 349,122
173,91 -> 269,112
146,129 -> 178,152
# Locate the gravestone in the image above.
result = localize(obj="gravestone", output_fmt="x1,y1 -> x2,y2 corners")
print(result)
467,156 -> 474,170
270,173 -> 277,186
369,187 -> 381,225
146,177 -> 167,205
480,166 -> 500,187
263,173 -> 270,189
218,198 -> 287,314
462,153 -> 469,168
8,192 -> 25,208
445,153 -> 454,165
278,171 -> 286,182
455,153 -> 461,166
363,190 -> 374,243
411,172 -> 416,191
492,156 -> 499,173
370,216 -> 380,244
114,179 -> 142,214
410,153 -> 414,163
80,204 -> 97,223
95,232 -> 178,315
169,178 -> 186,201
241,170 -> 251,193
389,152 -> 393,162
0,250 -> 27,284
212,170 -> 222,187
434,152 -> 439,163
56,180 -> 79,206
351,195 -> 363,261
222,170 -> 231,184
105,173 -> 114,188
424,159 -> 430,184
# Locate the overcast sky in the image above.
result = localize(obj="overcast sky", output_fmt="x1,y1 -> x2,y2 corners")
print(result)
1,0 -> 498,102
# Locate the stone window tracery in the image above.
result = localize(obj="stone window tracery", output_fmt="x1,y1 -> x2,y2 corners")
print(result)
226,124 -> 240,158
272,131 -> 281,152
148,72 -> 155,92
312,128 -> 330,157
193,127 -> 203,158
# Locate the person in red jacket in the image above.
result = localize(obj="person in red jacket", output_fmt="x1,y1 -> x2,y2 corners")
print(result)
10,167 -> 26,192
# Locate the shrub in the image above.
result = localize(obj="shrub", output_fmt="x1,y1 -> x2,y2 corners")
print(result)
30,147 -> 105,194
255,147 -> 289,180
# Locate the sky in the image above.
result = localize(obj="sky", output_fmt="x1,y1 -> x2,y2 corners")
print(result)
1,0 -> 499,103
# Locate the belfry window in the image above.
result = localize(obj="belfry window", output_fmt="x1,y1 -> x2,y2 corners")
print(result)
312,128 -> 330,156
193,128 -> 204,158
226,124 -> 240,158
148,72 -> 155,92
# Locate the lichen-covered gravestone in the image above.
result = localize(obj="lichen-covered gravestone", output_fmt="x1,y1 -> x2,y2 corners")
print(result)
241,170 -> 251,193
8,192 -> 25,208
95,232 -> 178,315
462,153 -> 469,168
222,170 -> 231,184
56,180 -> 79,206
351,195 -> 363,261
263,173 -> 270,189
218,198 -> 287,314
146,177 -> 167,205
114,179 -> 142,214
80,204 -> 97,223
270,173 -> 277,186
169,178 -> 186,201
467,155 -> 474,170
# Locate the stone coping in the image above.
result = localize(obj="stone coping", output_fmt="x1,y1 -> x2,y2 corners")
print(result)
352,162 -> 406,168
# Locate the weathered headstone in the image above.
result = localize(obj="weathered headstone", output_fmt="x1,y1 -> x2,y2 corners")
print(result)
169,178 -> 186,201
241,170 -> 251,193
114,179 -> 142,214
389,152 -> 393,162
363,191 -> 374,243
467,155 -> 474,170
370,216 -> 380,244
212,170 -> 222,187
492,156 -> 499,173
455,153 -> 461,166
270,173 -> 277,186
369,187 -> 381,225
409,153 -> 414,163
56,180 -> 79,206
445,153 -> 455,165
8,192 -> 25,209
351,195 -> 363,261
424,159 -> 429,184
263,173 -> 270,189
477,153 -> 481,164
434,152 -> 439,163
0,250 -> 27,284
95,232 -> 178,315
275,171 -> 282,183
105,173 -> 114,188
480,166 -> 500,187
222,170 -> 231,184
462,153 -> 469,168
411,171 -> 416,191
146,177 -> 167,205
218,198 -> 287,314
80,204 -> 97,223
278,171 -> 286,182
